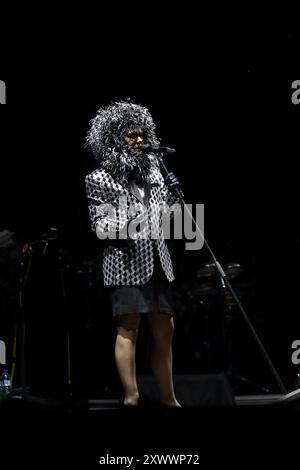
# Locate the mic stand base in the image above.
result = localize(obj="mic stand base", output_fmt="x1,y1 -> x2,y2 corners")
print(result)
224,370 -> 270,394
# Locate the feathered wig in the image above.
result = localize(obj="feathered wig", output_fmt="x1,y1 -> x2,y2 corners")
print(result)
85,101 -> 160,185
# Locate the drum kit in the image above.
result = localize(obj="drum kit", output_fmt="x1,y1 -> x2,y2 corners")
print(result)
185,261 -> 247,309
175,260 -> 253,375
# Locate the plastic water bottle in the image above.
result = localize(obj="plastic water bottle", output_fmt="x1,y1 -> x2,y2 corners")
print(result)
0,368 -> 12,395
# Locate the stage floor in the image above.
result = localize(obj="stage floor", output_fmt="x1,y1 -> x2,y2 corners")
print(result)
0,392 -> 299,450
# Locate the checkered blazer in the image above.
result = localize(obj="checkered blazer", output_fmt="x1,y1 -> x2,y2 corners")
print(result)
85,157 -> 180,286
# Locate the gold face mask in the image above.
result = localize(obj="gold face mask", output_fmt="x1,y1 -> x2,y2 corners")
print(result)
123,127 -> 145,150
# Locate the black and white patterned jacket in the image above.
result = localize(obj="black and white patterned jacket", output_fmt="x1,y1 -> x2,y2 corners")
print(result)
85,158 -> 180,286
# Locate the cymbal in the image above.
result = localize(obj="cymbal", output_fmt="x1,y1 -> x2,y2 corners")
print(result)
225,263 -> 243,279
197,262 -> 243,279
196,263 -> 217,278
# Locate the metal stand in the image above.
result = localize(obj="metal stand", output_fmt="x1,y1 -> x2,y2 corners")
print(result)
17,231 -> 71,400
19,243 -> 33,396
157,153 -> 287,395
220,280 -> 270,393
59,257 -> 73,398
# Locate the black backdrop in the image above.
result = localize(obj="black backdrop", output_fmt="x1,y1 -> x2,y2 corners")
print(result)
0,29 -> 299,397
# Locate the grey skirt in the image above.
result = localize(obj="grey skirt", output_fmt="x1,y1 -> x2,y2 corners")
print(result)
108,263 -> 174,317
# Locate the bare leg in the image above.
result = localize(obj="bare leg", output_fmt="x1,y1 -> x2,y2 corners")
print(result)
147,311 -> 181,407
115,313 -> 140,405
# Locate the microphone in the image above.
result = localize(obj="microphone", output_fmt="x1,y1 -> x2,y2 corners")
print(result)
140,144 -> 176,155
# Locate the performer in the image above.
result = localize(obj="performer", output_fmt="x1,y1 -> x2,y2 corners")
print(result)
85,101 -> 181,407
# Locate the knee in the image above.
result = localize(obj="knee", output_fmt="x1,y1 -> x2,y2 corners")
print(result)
152,320 -> 175,343
117,314 -> 141,338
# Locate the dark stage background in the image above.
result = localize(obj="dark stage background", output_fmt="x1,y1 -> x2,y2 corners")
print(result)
0,30 -> 299,399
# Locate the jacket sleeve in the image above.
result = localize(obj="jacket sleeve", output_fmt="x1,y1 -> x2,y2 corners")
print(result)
159,173 -> 182,219
165,186 -> 182,210
85,173 -> 128,239
151,155 -> 182,216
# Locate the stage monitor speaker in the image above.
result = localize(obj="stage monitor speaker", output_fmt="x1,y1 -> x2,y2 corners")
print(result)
137,374 -> 235,407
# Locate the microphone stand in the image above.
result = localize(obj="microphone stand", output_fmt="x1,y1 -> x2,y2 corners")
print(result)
18,237 -> 58,399
19,243 -> 34,397
157,153 -> 287,395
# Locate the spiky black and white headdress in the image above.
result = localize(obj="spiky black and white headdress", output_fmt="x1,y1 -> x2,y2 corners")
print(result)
85,101 -> 160,185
